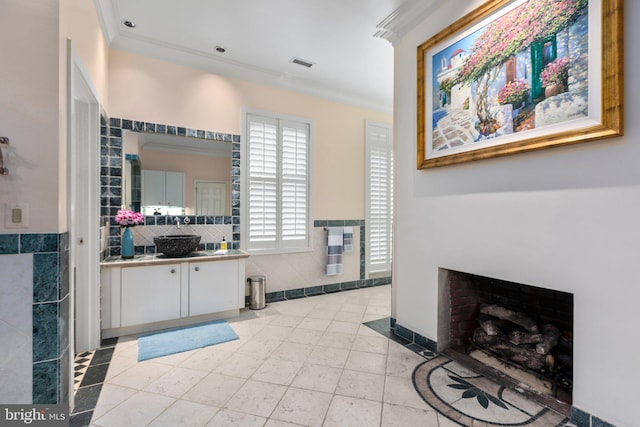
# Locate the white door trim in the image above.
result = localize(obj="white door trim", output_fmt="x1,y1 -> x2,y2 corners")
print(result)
67,40 -> 101,361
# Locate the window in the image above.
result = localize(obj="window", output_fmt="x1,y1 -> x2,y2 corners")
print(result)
366,121 -> 393,274
244,111 -> 312,252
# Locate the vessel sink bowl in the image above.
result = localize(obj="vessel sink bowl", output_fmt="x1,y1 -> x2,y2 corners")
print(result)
154,235 -> 201,257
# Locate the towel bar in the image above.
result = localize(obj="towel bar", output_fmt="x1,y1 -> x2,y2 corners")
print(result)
0,136 -> 9,175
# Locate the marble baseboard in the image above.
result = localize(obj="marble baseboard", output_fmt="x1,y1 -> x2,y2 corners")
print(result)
265,277 -> 391,304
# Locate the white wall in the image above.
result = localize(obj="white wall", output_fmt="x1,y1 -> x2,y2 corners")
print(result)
393,1 -> 637,425
108,50 -> 392,220
108,50 -> 390,293
0,0 -> 60,233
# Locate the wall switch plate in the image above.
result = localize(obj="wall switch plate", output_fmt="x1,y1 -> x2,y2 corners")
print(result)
5,203 -> 28,228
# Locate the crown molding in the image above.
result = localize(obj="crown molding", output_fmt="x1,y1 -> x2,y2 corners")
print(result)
93,0 -> 119,44
93,1 -> 393,114
110,33 -> 392,114
374,0 -> 441,46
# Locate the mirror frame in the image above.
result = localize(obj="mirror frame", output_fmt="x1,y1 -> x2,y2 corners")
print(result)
100,116 -> 241,257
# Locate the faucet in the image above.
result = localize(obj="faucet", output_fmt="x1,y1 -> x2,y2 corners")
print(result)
173,216 -> 190,230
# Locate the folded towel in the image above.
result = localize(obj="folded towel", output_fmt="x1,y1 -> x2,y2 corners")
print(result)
343,226 -> 353,253
326,227 -> 344,276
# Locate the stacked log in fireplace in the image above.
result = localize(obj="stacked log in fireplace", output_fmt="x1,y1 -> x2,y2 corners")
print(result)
471,303 -> 573,392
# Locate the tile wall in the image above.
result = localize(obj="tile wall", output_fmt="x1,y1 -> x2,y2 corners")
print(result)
0,233 -> 70,405
130,218 -> 233,254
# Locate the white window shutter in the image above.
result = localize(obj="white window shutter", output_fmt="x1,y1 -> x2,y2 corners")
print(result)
248,116 -> 278,248
246,113 -> 311,251
281,121 -> 309,246
366,121 -> 393,274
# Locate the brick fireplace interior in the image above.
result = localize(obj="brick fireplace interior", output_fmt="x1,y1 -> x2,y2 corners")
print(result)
438,268 -> 574,411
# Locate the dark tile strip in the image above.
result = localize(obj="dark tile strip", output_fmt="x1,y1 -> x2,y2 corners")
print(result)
363,317 -> 436,359
70,339 -> 118,427
265,277 -> 392,304
390,318 -> 438,353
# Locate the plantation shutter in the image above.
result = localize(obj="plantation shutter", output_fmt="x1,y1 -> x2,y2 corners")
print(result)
248,115 -> 278,249
281,120 -> 309,247
366,121 -> 393,274
247,113 -> 310,251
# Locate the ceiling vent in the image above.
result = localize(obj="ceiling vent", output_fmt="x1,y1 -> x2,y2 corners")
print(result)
290,57 -> 315,68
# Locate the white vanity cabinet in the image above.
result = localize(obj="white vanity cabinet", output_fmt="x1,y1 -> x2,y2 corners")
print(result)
121,263 -> 182,327
189,261 -> 239,316
101,251 -> 248,338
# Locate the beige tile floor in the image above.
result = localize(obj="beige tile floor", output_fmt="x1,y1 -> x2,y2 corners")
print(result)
89,285 -> 460,426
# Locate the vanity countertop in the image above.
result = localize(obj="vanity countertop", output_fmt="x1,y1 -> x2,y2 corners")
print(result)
101,249 -> 249,267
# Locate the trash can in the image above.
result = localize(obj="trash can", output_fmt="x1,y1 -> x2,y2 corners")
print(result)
248,275 -> 266,310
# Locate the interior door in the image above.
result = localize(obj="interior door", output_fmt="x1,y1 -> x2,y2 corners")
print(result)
195,181 -> 227,215
69,43 -> 100,354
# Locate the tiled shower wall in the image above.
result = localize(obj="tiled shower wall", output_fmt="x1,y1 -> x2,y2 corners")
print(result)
0,233 -> 70,405
100,116 -> 241,258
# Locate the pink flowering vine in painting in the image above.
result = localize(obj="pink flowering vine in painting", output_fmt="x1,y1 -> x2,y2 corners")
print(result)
454,0 -> 587,132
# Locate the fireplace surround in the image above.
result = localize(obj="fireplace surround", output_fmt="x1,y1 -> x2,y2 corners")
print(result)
437,268 -> 574,410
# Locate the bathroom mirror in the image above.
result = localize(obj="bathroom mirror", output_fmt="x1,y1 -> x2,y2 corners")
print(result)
122,130 -> 232,216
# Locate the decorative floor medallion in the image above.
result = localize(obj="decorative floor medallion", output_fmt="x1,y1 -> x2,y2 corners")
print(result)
412,357 -> 570,426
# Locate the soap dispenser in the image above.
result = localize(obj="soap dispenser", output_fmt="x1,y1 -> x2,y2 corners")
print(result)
220,236 -> 227,250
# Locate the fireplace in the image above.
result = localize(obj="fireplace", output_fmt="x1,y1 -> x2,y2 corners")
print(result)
438,269 -> 573,410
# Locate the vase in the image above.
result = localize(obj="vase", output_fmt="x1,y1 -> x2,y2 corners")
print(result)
121,226 -> 134,259
544,83 -> 565,98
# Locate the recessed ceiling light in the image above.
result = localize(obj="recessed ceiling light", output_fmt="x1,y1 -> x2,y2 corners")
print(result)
122,20 -> 136,28
215,45 -> 227,53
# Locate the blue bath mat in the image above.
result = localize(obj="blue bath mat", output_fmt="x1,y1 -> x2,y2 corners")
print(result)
138,320 -> 239,361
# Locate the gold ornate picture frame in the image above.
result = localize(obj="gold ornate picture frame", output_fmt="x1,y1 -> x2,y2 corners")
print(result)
417,0 -> 623,169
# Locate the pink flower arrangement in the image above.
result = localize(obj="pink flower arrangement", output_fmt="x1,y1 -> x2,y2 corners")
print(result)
115,209 -> 144,227
540,57 -> 570,87
497,80 -> 530,105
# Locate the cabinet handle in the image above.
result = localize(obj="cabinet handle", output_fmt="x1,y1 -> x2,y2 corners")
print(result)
194,266 -> 200,272
170,269 -> 176,274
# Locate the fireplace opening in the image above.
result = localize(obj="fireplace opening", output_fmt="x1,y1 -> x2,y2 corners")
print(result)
438,269 -> 573,411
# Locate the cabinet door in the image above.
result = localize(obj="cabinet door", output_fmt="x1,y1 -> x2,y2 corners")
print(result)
142,170 -> 166,205
189,261 -> 238,316
165,171 -> 185,207
121,264 -> 182,327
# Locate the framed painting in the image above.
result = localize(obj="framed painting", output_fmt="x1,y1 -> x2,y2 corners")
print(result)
417,0 -> 623,169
